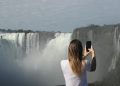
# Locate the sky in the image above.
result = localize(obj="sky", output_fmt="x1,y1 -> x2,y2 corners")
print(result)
0,0 -> 120,32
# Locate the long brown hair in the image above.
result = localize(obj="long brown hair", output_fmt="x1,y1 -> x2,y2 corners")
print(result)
68,39 -> 83,76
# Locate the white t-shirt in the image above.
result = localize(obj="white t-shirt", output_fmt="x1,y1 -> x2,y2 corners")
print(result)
60,59 -> 91,86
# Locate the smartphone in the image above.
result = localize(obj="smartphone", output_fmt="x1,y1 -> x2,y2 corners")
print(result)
86,41 -> 91,52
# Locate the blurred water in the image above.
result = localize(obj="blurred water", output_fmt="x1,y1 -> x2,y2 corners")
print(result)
0,26 -> 120,86
0,32 -> 71,86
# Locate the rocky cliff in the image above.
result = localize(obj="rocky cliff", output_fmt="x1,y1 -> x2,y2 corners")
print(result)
72,24 -> 120,86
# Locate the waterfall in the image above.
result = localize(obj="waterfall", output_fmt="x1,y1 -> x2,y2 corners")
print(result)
0,33 -> 25,48
20,33 -> 71,86
0,32 -> 55,56
109,26 -> 120,71
0,33 -> 25,59
1,27 -> 120,86
0,32 -> 71,86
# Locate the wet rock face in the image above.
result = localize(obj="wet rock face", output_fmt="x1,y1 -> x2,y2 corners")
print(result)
72,25 -> 120,85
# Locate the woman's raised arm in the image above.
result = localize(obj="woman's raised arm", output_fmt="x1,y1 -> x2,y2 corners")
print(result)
83,45 -> 96,72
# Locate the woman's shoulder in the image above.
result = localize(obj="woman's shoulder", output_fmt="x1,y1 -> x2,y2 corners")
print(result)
60,59 -> 68,69
60,59 -> 68,65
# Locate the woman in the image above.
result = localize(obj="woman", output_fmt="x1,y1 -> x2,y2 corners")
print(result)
60,39 -> 96,86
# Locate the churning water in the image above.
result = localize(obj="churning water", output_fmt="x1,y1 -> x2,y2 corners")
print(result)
0,32 -> 71,86
0,27 -> 120,86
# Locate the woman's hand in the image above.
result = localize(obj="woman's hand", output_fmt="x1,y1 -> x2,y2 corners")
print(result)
83,45 -> 95,58
88,46 -> 95,58
83,45 -> 89,57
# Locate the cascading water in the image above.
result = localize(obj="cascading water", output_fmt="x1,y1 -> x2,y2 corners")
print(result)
0,33 -> 25,59
21,33 -> 71,86
0,26 -> 120,86
102,26 -> 120,86
0,32 -> 71,86
109,27 -> 120,71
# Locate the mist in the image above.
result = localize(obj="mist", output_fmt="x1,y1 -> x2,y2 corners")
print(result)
0,32 -> 71,86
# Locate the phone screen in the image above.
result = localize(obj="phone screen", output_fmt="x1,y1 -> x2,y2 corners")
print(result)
86,41 -> 91,52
